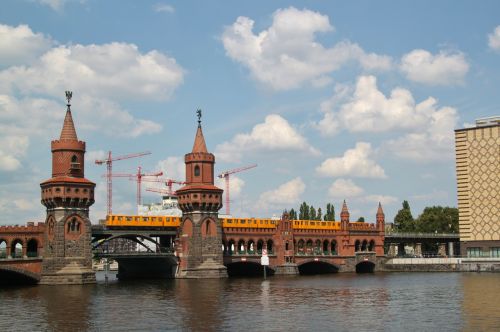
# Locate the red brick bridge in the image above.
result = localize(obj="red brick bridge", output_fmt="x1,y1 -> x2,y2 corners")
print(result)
0,222 -> 45,284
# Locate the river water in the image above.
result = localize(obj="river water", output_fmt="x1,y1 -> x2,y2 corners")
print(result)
1,272 -> 499,331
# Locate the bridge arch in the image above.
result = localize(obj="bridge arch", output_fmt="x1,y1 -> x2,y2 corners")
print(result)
27,238 -> 39,257
0,265 -> 40,285
11,238 -> 24,258
266,239 -> 273,254
93,234 -> 162,252
247,239 -> 255,254
297,259 -> 340,275
237,239 -> 245,254
356,261 -> 375,273
0,238 -> 7,258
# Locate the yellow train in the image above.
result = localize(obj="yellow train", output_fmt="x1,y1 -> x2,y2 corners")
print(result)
105,215 -> 343,231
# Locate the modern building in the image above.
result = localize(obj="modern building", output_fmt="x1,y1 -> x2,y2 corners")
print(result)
455,116 -> 500,257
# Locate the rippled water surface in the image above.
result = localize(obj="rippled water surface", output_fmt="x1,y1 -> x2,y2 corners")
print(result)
1,272 -> 499,331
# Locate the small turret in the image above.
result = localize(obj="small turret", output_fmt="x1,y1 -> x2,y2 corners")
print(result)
340,200 -> 350,230
376,202 -> 385,231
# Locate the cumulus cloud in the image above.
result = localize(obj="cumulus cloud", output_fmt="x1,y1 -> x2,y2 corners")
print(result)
328,178 -> 364,199
362,194 -> 398,205
36,0 -> 85,11
156,157 -> 186,181
0,42 -> 184,101
0,135 -> 29,171
400,49 -> 469,85
316,76 -> 457,135
215,114 -> 320,162
221,7 -> 391,90
488,26 -> 500,51
317,142 -> 386,178
257,177 -> 305,210
216,175 -> 245,199
384,104 -> 458,161
0,24 -> 53,67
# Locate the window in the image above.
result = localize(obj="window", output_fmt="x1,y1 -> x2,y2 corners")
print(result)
491,247 -> 500,257
194,165 -> 200,176
467,247 -> 482,257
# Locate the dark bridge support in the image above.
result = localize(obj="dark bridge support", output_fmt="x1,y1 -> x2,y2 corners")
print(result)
225,262 -> 275,277
115,256 -> 178,280
356,261 -> 375,273
298,261 -> 339,275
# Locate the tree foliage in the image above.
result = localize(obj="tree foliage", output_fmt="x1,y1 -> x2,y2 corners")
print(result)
357,217 -> 365,222
394,200 -> 459,233
394,200 -> 415,232
288,208 -> 297,220
324,203 -> 335,221
416,206 -> 458,233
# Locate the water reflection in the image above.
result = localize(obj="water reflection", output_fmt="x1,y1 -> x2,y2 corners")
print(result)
1,272 -> 499,331
462,273 -> 500,331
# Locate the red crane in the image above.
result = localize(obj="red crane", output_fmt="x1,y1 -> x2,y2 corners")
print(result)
95,151 -> 151,215
217,164 -> 257,215
146,187 -> 171,195
142,178 -> 187,195
109,167 -> 163,208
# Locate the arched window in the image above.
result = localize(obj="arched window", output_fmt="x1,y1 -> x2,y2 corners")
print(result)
71,155 -> 78,163
194,165 -> 200,177
27,239 -> 38,257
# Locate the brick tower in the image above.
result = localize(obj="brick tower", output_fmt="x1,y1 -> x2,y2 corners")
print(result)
175,110 -> 227,278
376,202 -> 385,231
39,91 -> 96,284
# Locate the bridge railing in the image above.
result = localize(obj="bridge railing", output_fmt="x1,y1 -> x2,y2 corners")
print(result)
385,232 -> 459,238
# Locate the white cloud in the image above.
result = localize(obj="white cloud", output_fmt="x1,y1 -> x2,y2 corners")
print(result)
0,135 -> 29,171
36,0 -> 85,11
257,177 -> 305,210
216,175 -> 245,199
85,150 -> 107,164
0,41 -> 184,101
221,7 -> 391,90
0,24 -> 53,67
411,190 -> 448,201
156,156 -> 185,181
317,76 -> 454,136
328,178 -> 364,199
154,3 -> 175,13
400,49 -> 469,85
384,104 -> 458,162
362,194 -> 398,205
317,142 -> 386,179
215,114 -> 320,162
488,26 -> 500,51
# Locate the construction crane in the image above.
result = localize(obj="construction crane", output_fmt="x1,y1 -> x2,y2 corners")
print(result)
142,178 -> 187,195
107,166 -> 163,209
146,187 -> 171,195
95,151 -> 151,215
218,164 -> 257,216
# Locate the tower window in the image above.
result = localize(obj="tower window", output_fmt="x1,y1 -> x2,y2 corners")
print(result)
70,155 -> 81,170
194,165 -> 200,177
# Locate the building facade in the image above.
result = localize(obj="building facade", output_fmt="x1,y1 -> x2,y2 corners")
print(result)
455,116 -> 500,257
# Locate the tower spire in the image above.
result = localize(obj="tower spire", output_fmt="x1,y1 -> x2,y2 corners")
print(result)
59,91 -> 78,141
192,109 -> 208,153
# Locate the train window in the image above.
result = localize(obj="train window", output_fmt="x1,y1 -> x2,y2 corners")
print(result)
241,219 -> 246,224
142,217 -> 148,222
271,221 -> 275,224
126,217 -> 131,222
227,219 -> 232,223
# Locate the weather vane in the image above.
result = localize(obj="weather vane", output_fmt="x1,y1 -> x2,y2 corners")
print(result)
196,109 -> 202,126
65,91 -> 72,111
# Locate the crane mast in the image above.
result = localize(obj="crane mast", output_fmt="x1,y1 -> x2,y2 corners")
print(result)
217,164 -> 257,215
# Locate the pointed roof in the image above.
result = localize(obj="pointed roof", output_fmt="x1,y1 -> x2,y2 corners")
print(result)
191,125 -> 208,153
59,109 -> 78,141
377,202 -> 385,215
341,200 -> 349,215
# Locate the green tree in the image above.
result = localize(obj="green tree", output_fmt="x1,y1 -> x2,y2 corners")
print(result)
394,200 -> 416,232
309,206 -> 316,221
416,206 -> 458,233
357,217 -> 365,222
324,203 -> 335,221
289,208 -> 297,220
299,202 -> 310,220
316,207 -> 322,221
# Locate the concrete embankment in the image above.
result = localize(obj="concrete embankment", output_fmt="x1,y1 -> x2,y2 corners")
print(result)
383,257 -> 500,272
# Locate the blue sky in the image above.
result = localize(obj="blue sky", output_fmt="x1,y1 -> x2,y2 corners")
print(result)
1,0 -> 499,225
